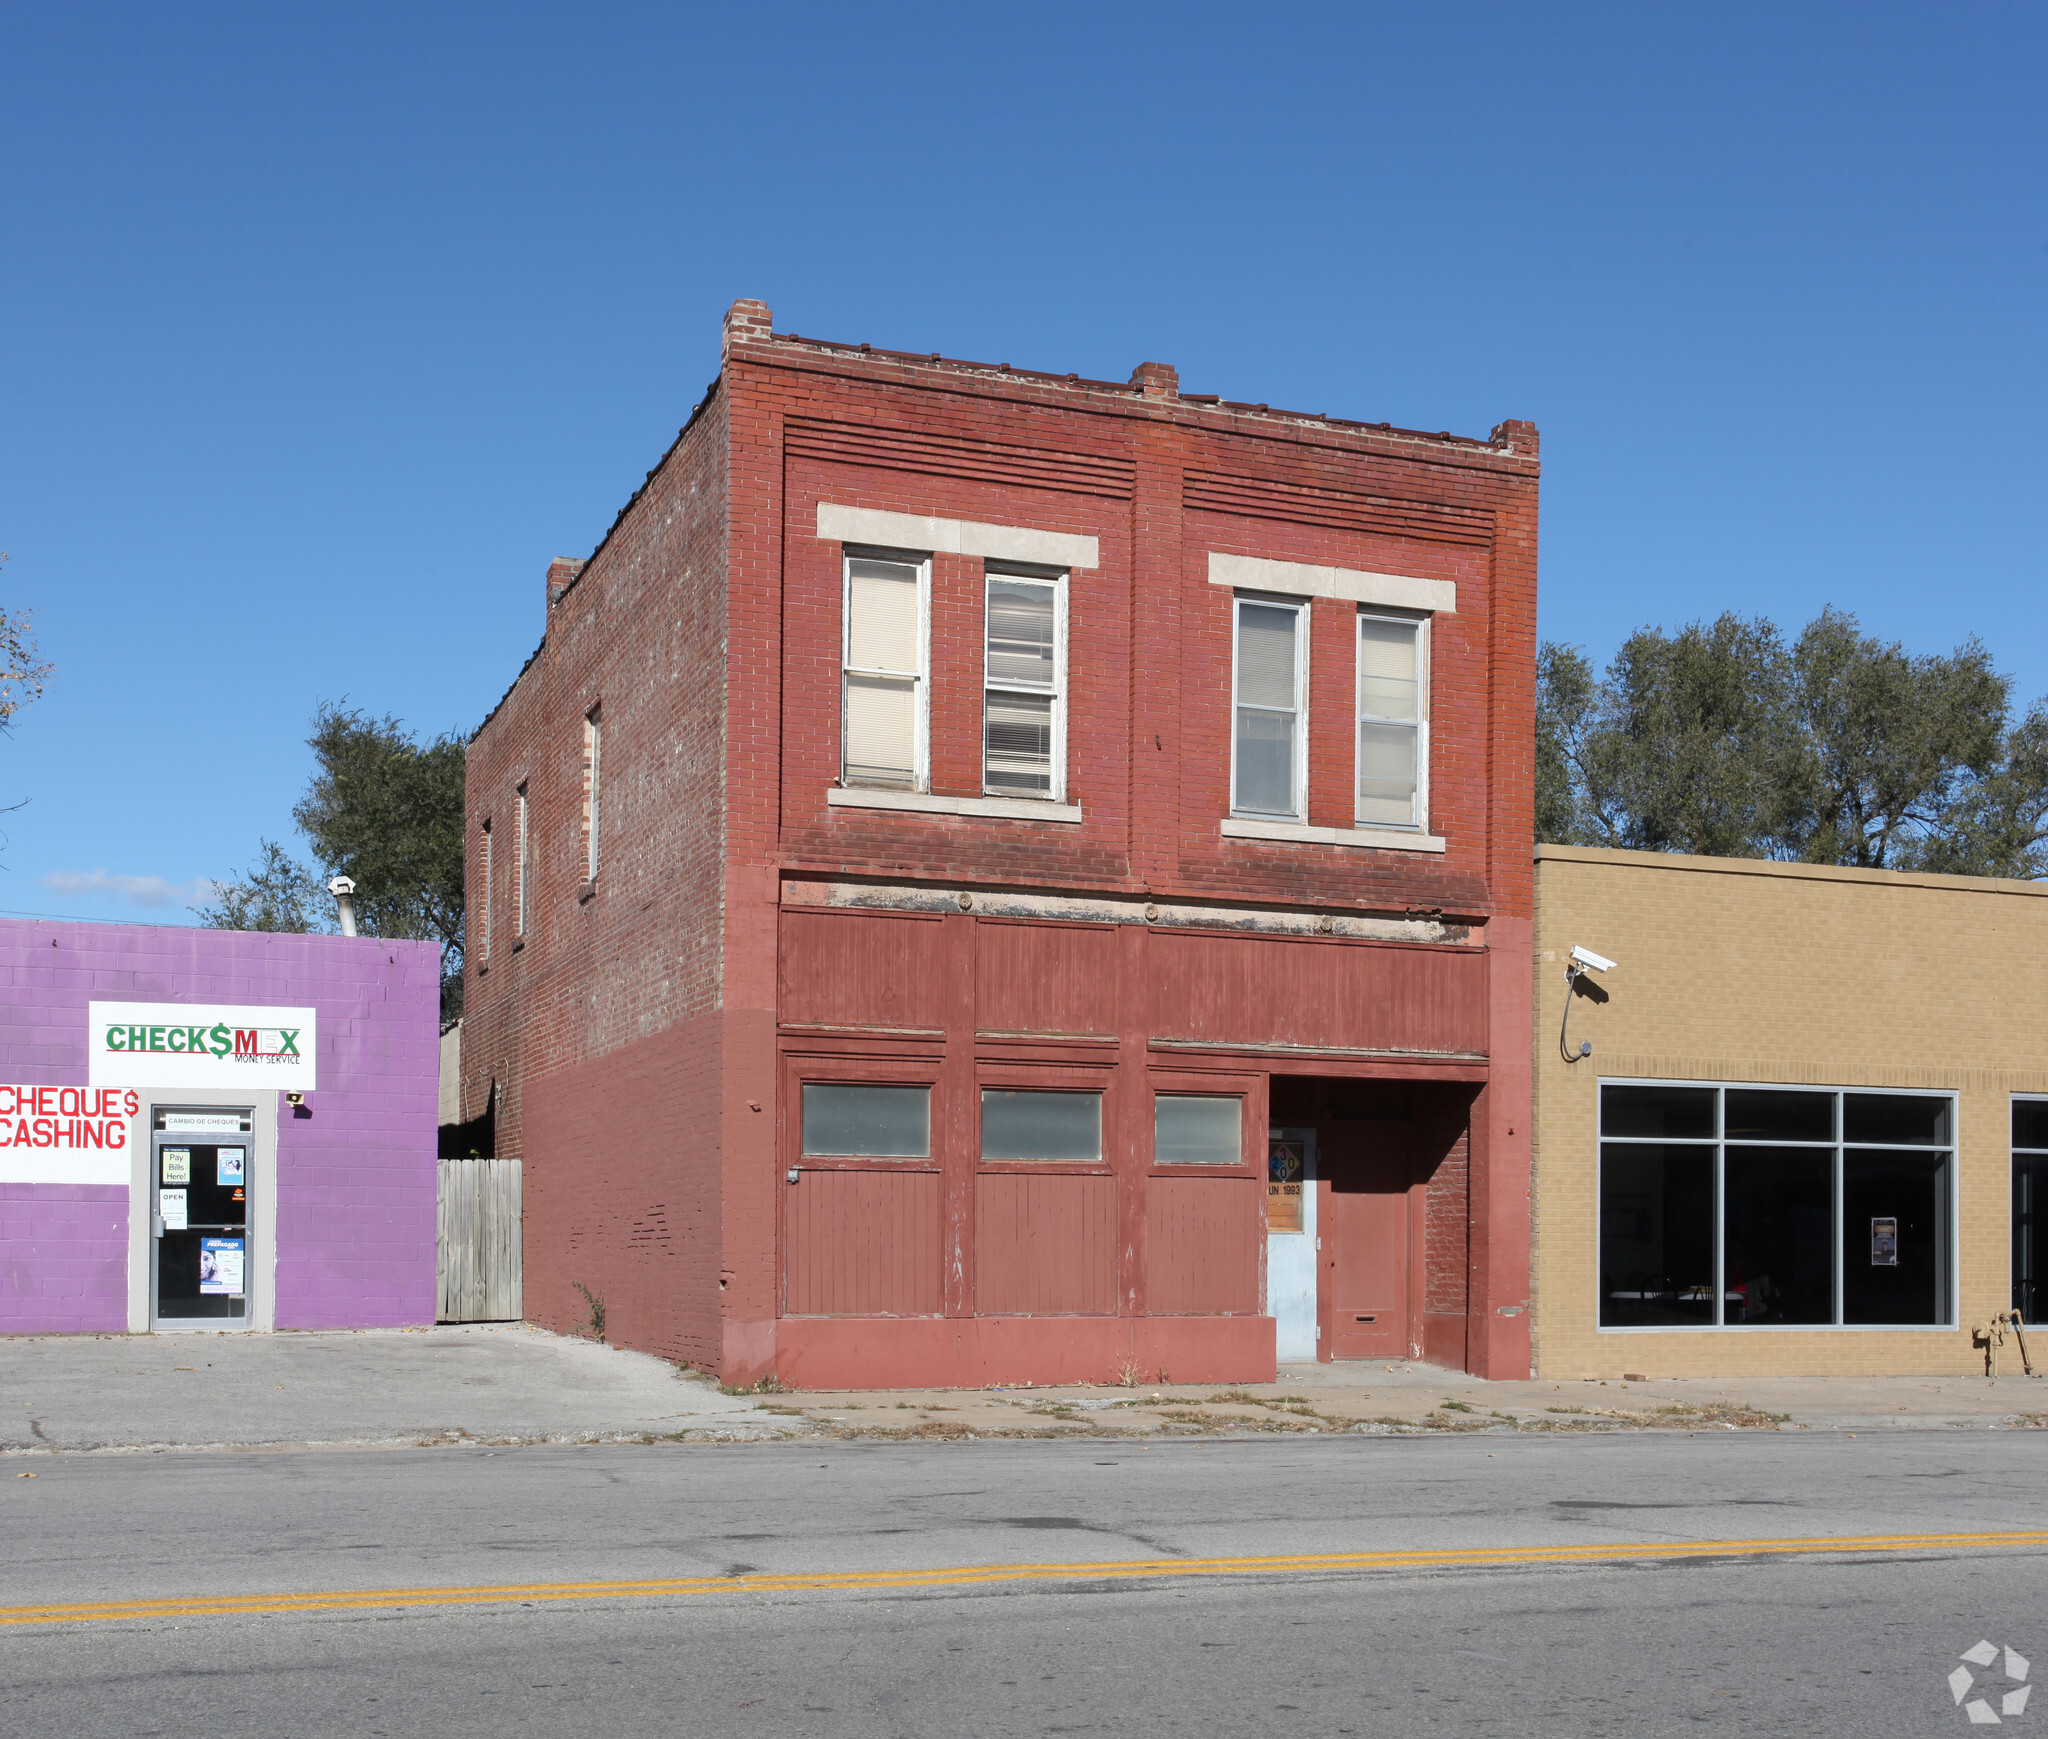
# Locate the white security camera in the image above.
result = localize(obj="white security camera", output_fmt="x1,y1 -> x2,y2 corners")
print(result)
1569,945 -> 1616,974
327,876 -> 356,896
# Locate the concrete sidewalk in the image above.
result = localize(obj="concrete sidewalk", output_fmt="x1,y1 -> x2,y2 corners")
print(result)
774,1359 -> 2048,1441
7,1327 -> 2046,1454
0,1324 -> 792,1453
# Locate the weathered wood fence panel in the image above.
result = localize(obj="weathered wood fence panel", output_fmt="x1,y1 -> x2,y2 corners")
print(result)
437,1158 -> 523,1322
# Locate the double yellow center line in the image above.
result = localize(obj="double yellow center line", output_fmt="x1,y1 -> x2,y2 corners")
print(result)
8,1531 -> 2044,1628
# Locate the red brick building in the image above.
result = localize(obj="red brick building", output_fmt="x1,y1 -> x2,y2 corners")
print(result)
461,299 -> 1538,1387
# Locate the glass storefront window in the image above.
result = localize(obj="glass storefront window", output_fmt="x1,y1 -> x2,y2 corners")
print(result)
1154,1094 -> 1241,1165
801,1083 -> 931,1157
1599,1083 -> 1953,1330
980,1089 -> 1102,1161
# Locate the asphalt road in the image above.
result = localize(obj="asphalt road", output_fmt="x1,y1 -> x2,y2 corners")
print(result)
7,1431 -> 2047,1736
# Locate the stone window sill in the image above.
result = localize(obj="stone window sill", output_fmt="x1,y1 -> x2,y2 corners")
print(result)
1220,818 -> 1446,854
828,788 -> 1082,824
577,880 -> 597,904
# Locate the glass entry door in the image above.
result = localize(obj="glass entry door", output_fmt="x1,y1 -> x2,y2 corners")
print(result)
151,1109 -> 253,1328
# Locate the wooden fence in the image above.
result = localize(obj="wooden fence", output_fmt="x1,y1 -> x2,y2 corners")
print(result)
436,1157 -> 523,1322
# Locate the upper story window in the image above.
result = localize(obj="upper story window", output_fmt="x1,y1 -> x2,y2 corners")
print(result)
983,568 -> 1066,801
515,783 -> 531,938
1356,612 -> 1427,831
1231,596 -> 1306,820
582,707 -> 602,881
478,819 -> 492,961
841,549 -> 928,791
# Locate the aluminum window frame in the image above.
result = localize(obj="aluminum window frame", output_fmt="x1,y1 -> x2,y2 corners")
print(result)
980,563 -> 1068,803
2012,1093 -> 2048,1320
1354,607 -> 1430,833
1229,591 -> 1309,823
840,544 -> 931,794
1595,1077 -> 1959,1333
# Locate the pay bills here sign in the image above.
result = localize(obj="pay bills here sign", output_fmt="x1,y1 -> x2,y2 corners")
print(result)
87,1002 -> 318,1093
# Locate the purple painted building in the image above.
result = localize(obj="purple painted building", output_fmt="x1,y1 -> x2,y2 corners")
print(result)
0,918 -> 440,1335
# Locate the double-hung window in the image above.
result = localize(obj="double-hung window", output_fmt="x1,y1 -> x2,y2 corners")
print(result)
1357,613 -> 1427,831
841,549 -> 928,791
1231,596 -> 1306,820
983,568 -> 1065,800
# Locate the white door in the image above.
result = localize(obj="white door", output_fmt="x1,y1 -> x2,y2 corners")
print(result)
1266,1127 -> 1318,1361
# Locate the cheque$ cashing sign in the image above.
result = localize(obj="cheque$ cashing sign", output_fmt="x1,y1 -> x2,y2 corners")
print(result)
87,1002 -> 318,1093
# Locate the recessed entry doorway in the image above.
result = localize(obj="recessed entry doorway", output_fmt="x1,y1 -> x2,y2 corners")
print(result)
150,1107 -> 254,1331
1269,1077 -> 1477,1367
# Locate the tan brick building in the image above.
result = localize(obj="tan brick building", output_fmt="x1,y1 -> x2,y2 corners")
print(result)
1534,844 -> 2048,1377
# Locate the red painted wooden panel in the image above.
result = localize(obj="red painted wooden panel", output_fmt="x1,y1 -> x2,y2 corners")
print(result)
1146,1176 -> 1261,1315
784,1169 -> 943,1317
975,1173 -> 1118,1315
1146,931 -> 1486,1056
780,909 -> 945,1031
975,920 -> 1120,1036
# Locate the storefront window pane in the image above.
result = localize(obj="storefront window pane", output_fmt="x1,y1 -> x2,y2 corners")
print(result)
801,1084 -> 930,1157
1723,1147 -> 1834,1324
1599,1144 -> 1715,1327
981,1089 -> 1102,1161
1725,1089 -> 1834,1143
1842,1150 -> 1950,1325
2014,1100 -> 2048,1152
1154,1095 -> 1240,1165
1601,1085 -> 1716,1140
2016,1157 -> 2047,1322
1844,1093 -> 1949,1146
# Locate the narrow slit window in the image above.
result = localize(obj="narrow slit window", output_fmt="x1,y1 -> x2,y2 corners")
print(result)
983,570 -> 1064,799
1357,613 -> 1426,830
582,708 -> 602,881
842,551 -> 927,790
479,820 -> 492,961
1232,597 -> 1305,819
515,785 -> 531,937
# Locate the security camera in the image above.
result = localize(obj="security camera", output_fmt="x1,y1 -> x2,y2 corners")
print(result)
327,876 -> 356,896
1570,945 -> 1616,975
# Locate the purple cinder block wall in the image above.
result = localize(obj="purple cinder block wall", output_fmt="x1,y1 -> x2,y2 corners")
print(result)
0,919 -> 441,1334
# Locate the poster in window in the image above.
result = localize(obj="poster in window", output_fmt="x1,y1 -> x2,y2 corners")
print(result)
200,1237 -> 245,1296
217,1147 -> 245,1186
160,1188 -> 188,1230
1870,1217 -> 1899,1267
1267,1138 -> 1306,1234
161,1149 -> 191,1185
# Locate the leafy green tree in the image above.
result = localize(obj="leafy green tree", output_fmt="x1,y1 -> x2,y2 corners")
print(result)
200,704 -> 466,1017
1538,608 -> 2048,878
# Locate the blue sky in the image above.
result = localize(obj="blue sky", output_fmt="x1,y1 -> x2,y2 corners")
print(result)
3,3 -> 2043,922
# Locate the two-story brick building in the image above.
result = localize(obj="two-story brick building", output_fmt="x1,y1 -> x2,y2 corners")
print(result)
460,300 -> 1539,1388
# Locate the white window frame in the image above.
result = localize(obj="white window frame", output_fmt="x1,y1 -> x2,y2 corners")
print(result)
1355,608 -> 1430,833
1595,1077 -> 1959,1333
840,545 -> 930,794
981,564 -> 1067,803
1230,593 -> 1309,822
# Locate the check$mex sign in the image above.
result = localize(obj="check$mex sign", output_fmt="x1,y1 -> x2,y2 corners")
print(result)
87,1001 -> 318,1093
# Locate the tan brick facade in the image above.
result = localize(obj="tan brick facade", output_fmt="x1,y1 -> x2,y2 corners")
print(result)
1533,844 -> 2047,1377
